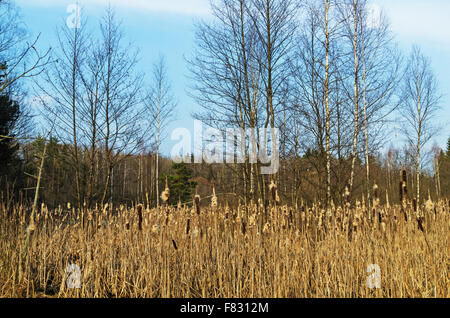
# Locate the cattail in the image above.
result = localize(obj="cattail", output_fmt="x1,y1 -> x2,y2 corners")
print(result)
26,221 -> 35,234
161,176 -> 170,206
258,198 -> 264,209
373,184 -> 379,207
412,198 -> 417,213
352,219 -> 358,232
249,214 -> 256,226
269,180 -> 279,206
242,221 -> 246,235
211,183 -> 218,209
425,195 -> 434,213
416,216 -> 425,233
194,188 -> 201,215
401,166 -> 408,196
399,181 -> 403,202
344,184 -> 351,207
102,203 -> 109,215
186,218 -> 191,235
263,222 -> 270,234
137,204 -> 143,231
402,166 -> 407,183
386,190 -> 390,209
224,203 -> 229,219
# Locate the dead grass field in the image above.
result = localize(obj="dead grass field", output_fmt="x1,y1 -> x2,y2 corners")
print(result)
0,199 -> 448,298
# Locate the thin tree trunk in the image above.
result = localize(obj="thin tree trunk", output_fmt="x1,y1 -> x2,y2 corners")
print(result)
362,21 -> 371,212
349,0 -> 359,198
416,83 -> 422,212
156,98 -> 160,208
324,0 -> 331,208
72,27 -> 81,209
101,18 -> 112,206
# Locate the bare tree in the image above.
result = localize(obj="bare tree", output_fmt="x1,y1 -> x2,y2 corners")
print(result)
187,0 -> 265,204
35,12 -> 88,207
98,7 -> 145,205
145,55 -> 176,207
0,0 -> 51,93
250,0 -> 298,182
359,4 -> 400,208
399,46 -> 441,211
79,32 -> 105,206
292,0 -> 347,205
188,0 -> 297,207
338,0 -> 400,203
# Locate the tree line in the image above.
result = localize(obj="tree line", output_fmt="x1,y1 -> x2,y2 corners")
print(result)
0,0 -> 447,210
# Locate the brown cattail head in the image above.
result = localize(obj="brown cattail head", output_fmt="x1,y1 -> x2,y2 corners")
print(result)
373,184 -> 379,208
344,184 -> 351,207
137,204 -> 143,231
194,187 -> 201,215
402,166 -> 407,183
425,195 -> 434,213
416,216 -> 425,233
161,176 -> 170,205
399,166 -> 408,199
269,180 -> 278,206
242,221 -> 246,235
211,183 -> 218,209
403,181 -> 408,197
412,198 -> 417,212
386,190 -> 390,209
186,218 -> 190,235
399,181 -> 403,202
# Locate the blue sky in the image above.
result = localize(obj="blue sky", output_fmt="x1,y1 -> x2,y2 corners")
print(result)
14,0 -> 450,155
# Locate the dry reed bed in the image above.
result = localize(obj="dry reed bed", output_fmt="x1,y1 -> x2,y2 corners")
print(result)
0,199 -> 448,298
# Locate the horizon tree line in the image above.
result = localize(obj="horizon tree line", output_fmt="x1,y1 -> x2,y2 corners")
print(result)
0,0 -> 446,210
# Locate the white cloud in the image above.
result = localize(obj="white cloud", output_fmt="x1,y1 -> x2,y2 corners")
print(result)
375,0 -> 450,46
15,0 -> 211,16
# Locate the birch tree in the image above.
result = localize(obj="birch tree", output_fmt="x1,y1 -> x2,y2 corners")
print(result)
97,7 -> 146,205
146,55 -> 176,208
36,12 -> 88,207
399,46 -> 441,212
0,0 -> 51,93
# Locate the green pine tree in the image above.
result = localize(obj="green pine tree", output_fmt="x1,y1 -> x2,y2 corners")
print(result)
0,93 -> 20,178
160,162 -> 197,205
446,136 -> 450,157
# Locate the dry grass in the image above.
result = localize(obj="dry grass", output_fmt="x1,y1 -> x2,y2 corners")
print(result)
0,199 -> 448,298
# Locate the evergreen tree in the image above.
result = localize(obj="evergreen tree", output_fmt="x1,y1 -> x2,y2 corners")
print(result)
446,136 -> 450,157
161,162 -> 197,205
0,93 -> 20,178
